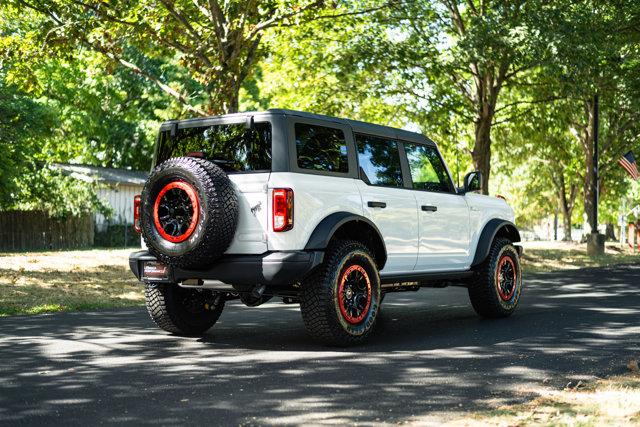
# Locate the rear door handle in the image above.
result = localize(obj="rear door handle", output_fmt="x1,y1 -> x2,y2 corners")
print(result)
421,205 -> 437,212
367,201 -> 387,208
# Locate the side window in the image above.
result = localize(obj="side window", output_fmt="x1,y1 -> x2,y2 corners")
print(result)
355,134 -> 403,187
404,143 -> 454,193
295,123 -> 349,173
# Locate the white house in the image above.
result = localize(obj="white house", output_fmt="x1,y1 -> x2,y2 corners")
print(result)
52,164 -> 147,231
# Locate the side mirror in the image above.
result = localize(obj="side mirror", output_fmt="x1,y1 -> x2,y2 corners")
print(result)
463,171 -> 482,194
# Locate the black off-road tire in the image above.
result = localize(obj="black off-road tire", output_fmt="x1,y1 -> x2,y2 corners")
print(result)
140,156 -> 238,270
145,283 -> 225,336
468,238 -> 522,318
300,240 -> 381,346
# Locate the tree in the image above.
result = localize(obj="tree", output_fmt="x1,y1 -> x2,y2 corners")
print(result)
0,73 -> 55,207
0,73 -> 108,216
0,6 -> 154,215
8,0 -> 372,116
373,0 -> 559,194
246,2 -> 403,125
1,5 -> 167,170
494,97 -> 583,240
545,1 -> 640,234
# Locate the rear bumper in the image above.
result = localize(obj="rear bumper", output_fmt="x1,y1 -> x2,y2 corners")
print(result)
129,250 -> 324,286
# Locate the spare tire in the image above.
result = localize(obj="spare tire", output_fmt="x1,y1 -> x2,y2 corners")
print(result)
140,156 -> 238,269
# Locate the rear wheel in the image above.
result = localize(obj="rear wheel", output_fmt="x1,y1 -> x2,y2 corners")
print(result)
468,238 -> 522,318
145,283 -> 225,336
300,240 -> 381,346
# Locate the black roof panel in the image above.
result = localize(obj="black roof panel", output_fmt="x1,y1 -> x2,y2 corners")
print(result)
159,109 -> 433,145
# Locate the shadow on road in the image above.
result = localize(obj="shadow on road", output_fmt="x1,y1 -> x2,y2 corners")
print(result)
0,264 -> 638,424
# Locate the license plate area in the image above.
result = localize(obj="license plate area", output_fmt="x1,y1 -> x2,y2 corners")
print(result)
142,261 -> 170,281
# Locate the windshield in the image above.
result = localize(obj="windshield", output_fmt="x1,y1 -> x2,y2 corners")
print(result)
155,122 -> 272,172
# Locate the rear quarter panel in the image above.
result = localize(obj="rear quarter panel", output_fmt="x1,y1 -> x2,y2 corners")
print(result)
267,172 -> 363,251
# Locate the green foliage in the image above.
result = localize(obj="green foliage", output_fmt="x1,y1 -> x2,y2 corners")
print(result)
0,73 -> 107,218
32,54 -> 163,170
11,167 -> 111,218
5,0 -> 335,115
0,75 -> 54,207
1,6 -> 158,217
252,0 -> 640,233
251,1 -> 405,126
2,0 -> 640,234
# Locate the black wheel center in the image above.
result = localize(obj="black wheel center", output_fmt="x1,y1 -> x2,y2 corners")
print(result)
497,258 -> 516,299
158,188 -> 194,237
339,267 -> 371,323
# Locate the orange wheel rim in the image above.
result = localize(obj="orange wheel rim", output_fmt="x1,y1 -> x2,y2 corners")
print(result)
496,255 -> 517,301
153,181 -> 200,243
338,264 -> 372,324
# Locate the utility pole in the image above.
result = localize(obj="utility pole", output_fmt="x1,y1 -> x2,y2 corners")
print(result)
593,93 -> 599,230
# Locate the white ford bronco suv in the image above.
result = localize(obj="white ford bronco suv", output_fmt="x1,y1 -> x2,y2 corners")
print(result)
129,109 -> 523,345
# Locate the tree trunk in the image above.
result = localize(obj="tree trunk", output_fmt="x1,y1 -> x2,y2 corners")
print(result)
472,113 -> 492,195
583,99 -> 597,234
207,73 -> 241,115
553,171 -> 576,242
562,210 -> 573,241
605,223 -> 616,241
558,189 -> 573,241
227,92 -> 239,114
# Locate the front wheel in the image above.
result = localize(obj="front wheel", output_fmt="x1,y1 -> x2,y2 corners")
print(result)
145,283 -> 225,336
468,238 -> 522,318
300,240 -> 381,346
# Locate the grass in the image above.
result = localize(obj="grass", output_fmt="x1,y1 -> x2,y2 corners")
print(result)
446,374 -> 640,426
520,241 -> 639,273
0,249 -> 143,317
0,240 -> 637,316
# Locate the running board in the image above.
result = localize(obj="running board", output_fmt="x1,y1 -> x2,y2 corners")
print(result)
380,270 -> 474,285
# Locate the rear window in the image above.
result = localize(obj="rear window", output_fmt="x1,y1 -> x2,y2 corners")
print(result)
295,123 -> 349,173
156,122 -> 272,172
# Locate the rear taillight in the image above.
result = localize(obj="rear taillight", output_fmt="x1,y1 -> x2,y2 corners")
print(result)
134,195 -> 141,234
272,188 -> 294,232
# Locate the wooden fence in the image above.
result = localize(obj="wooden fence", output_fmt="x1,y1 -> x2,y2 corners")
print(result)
0,211 -> 94,252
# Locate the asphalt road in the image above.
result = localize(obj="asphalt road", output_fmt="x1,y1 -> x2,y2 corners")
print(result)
1,264 -> 639,425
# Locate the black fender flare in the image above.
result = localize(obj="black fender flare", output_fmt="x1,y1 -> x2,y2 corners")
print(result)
471,219 -> 521,267
304,212 -> 387,268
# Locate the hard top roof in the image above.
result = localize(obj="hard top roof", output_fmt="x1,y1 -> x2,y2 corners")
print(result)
160,109 -> 433,145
